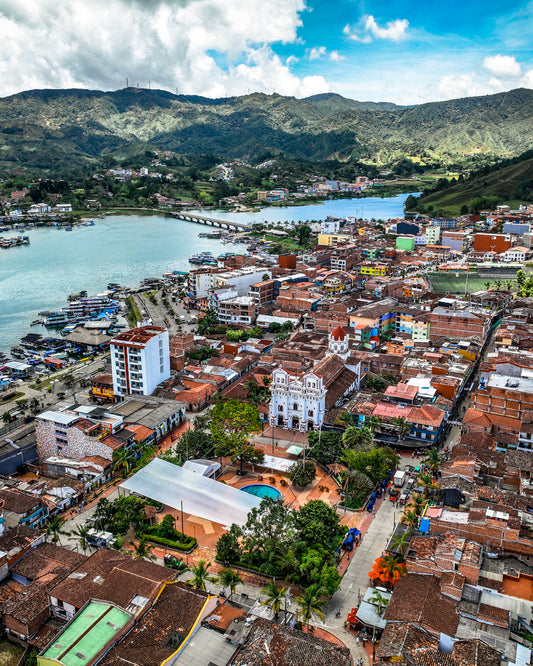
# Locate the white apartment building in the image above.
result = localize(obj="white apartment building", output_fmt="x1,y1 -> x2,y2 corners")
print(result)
214,267 -> 272,295
110,326 -> 170,397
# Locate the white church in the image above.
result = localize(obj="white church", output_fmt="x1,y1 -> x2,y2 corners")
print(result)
268,327 -> 361,432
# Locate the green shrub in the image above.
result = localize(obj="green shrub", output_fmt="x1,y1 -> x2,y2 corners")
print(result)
144,534 -> 197,551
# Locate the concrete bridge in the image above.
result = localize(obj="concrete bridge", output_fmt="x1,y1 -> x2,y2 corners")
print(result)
171,211 -> 250,232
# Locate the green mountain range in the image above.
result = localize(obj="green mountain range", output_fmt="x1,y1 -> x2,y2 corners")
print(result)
0,86 -> 532,173
411,149 -> 533,215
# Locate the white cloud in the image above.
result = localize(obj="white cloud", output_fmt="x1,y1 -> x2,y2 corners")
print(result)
365,15 -> 409,42
521,69 -> 533,87
344,14 -> 408,43
483,54 -> 522,78
438,72 -> 509,100
0,0 -> 328,98
309,46 -> 327,60
329,50 -> 345,61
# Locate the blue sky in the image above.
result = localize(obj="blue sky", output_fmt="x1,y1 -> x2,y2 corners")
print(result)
0,0 -> 532,103
277,0 -> 533,103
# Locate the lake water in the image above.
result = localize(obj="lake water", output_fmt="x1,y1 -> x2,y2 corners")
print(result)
0,193 -> 414,352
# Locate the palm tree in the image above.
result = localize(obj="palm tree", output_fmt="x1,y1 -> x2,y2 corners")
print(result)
188,560 -> 215,591
418,472 -> 437,499
260,582 -> 288,620
422,448 -> 444,479
70,524 -> 91,554
295,583 -> 326,630
368,416 -> 382,435
45,516 -> 68,544
369,589 -> 389,616
392,417 -> 410,440
342,426 -> 373,451
400,508 -> 419,532
335,410 -> 353,429
113,447 -> 134,478
133,538 -> 156,561
217,567 -> 243,601
408,492 -> 428,517
390,530 -> 411,557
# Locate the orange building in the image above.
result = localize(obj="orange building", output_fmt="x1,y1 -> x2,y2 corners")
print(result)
473,233 -> 512,253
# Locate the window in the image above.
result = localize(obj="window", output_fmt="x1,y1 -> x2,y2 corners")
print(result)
293,403 -> 298,410
308,410 -> 313,417
278,405 -> 283,412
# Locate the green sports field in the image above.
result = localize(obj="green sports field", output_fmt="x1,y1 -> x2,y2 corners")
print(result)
427,273 -> 516,294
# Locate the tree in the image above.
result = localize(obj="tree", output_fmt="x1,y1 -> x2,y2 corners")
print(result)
368,416 -> 382,434
260,582 -> 288,620
342,447 -> 398,485
209,399 -> 264,473
342,426 -> 373,451
189,560 -> 215,590
400,508 -> 419,532
216,524 -> 242,564
161,428 -> 215,466
335,410 -> 353,429
308,430 -> 344,466
70,524 -> 91,554
295,583 -> 326,630
296,225 -> 312,247
299,550 -> 341,594
369,555 -> 406,588
239,498 -> 294,573
369,589 -> 389,616
408,492 -> 428,517
294,500 -> 342,550
423,448 -> 444,479
390,530 -> 411,557
217,567 -> 243,601
45,516 -> 68,544
288,460 -> 316,487
113,447 -> 135,479
418,472 -> 438,499
517,269 -> 527,287
133,538 -> 156,561
197,308 -> 218,335
262,273 -> 270,281
392,417 -> 410,439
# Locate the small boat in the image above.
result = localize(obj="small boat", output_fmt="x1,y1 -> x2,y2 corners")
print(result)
30,319 -> 43,326
65,226 -> 73,231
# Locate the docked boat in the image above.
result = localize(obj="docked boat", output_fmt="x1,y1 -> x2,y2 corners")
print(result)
189,251 -> 217,265
65,226 -> 73,231
0,236 -> 30,248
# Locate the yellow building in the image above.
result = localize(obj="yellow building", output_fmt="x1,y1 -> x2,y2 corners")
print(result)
90,374 -> 116,402
318,233 -> 351,246
359,263 -> 387,276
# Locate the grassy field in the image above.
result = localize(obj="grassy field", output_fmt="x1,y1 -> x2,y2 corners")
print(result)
427,273 -> 517,294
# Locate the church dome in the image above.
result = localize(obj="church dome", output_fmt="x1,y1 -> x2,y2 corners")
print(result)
330,326 -> 347,341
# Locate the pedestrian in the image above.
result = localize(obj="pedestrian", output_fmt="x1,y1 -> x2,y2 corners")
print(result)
356,636 -> 360,646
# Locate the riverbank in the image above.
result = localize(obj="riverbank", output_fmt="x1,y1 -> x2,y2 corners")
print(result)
0,193 -> 415,352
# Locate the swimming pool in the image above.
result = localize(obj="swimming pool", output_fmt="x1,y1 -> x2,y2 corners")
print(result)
241,484 -> 283,500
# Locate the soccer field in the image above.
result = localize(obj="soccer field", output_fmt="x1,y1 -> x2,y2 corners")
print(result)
427,273 -> 502,294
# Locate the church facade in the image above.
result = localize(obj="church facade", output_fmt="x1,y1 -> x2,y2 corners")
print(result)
268,327 -> 361,432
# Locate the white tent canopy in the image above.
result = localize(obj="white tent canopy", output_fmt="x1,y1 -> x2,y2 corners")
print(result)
120,458 -> 260,528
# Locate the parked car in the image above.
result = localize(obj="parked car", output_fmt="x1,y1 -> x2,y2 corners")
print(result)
389,488 -> 400,502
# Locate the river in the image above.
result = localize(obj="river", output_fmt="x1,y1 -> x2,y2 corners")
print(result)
0,193 -> 414,352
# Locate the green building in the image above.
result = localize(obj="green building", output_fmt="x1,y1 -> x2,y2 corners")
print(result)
396,236 -> 415,251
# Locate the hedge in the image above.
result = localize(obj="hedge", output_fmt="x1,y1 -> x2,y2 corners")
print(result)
144,534 -> 197,552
